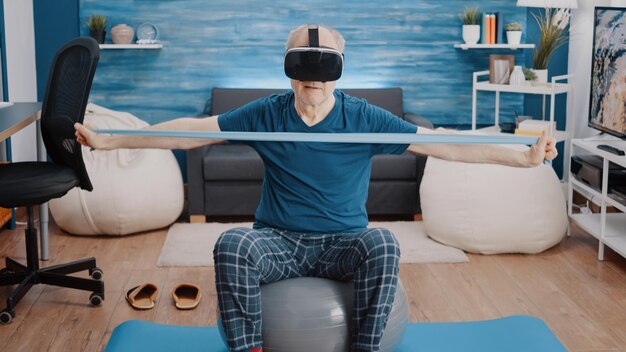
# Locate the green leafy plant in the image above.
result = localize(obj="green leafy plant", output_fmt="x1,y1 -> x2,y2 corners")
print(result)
523,67 -> 537,81
505,22 -> 523,31
532,8 -> 570,70
460,7 -> 480,25
86,15 -> 107,32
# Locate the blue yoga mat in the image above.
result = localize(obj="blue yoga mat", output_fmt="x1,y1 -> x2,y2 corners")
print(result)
104,315 -> 566,352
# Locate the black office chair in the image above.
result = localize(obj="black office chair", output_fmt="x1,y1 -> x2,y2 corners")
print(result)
0,37 -> 104,324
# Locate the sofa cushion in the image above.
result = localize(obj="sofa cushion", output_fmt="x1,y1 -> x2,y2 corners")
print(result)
210,88 -> 404,118
371,153 -> 418,180
367,181 -> 419,214
343,88 -> 403,117
204,144 -> 264,181
205,182 -> 262,215
211,89 -> 286,115
205,146 -> 417,182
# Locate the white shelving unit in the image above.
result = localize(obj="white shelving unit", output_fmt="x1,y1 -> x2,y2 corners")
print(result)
568,137 -> 626,260
99,43 -> 163,50
471,71 -> 574,174
454,43 -> 535,50
471,71 -> 573,133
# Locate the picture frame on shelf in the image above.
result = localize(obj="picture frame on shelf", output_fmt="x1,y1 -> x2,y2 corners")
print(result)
489,54 -> 514,84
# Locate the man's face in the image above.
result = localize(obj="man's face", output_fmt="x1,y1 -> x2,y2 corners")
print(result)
289,27 -> 340,107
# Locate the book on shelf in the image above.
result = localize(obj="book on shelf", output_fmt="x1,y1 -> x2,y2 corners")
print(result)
496,12 -> 504,44
514,129 -> 547,136
485,13 -> 491,44
481,14 -> 488,44
514,120 -> 556,136
518,119 -> 556,130
489,14 -> 495,44
478,12 -> 504,45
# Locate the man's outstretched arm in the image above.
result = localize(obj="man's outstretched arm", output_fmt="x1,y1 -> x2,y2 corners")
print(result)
407,127 -> 557,167
74,115 -> 222,150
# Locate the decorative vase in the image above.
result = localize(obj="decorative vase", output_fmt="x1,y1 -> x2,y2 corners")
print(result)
506,31 -> 522,46
111,24 -> 134,45
509,66 -> 525,85
531,69 -> 548,85
462,25 -> 480,45
90,30 -> 105,44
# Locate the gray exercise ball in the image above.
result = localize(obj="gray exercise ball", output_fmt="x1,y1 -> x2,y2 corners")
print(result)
219,277 -> 408,352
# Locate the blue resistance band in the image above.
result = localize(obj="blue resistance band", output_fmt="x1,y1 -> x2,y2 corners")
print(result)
93,129 -> 540,145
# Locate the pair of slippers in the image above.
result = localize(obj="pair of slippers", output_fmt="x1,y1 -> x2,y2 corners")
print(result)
125,283 -> 201,310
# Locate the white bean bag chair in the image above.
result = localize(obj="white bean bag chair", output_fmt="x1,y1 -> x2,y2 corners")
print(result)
50,103 -> 184,235
420,144 -> 567,254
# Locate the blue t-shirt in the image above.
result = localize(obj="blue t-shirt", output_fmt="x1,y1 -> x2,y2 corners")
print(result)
218,90 -> 418,233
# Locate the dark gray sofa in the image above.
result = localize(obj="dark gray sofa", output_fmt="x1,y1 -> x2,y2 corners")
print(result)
187,87 -> 433,221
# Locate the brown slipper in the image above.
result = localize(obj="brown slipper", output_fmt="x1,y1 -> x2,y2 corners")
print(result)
126,283 -> 158,310
172,283 -> 201,310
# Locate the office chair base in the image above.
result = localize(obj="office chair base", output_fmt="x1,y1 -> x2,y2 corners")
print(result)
0,256 -> 105,324
0,206 -> 105,323
0,310 -> 12,324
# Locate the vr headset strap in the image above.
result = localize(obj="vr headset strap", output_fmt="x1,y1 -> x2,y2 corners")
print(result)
308,25 -> 319,47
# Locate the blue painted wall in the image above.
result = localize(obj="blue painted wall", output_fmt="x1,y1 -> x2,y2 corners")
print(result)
34,0 -> 80,101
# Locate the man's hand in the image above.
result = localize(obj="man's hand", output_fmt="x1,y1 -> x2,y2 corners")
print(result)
74,123 -> 110,150
524,130 -> 558,167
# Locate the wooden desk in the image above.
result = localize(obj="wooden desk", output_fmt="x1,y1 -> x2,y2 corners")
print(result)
0,102 -> 49,261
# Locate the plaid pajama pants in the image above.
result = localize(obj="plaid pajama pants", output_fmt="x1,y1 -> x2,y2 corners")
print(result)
213,226 -> 400,352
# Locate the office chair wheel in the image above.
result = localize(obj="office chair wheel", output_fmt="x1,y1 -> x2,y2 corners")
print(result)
90,293 -> 104,306
89,267 -> 103,281
0,310 -> 13,324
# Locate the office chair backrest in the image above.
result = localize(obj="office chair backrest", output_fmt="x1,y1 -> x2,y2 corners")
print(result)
41,37 -> 100,191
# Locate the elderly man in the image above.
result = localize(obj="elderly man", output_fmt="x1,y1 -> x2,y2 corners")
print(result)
75,24 -> 556,352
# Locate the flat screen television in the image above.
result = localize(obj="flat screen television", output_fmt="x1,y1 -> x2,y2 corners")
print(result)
589,7 -> 626,140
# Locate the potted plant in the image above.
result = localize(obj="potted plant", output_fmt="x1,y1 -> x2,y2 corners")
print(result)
505,22 -> 523,46
531,8 -> 571,83
86,15 -> 107,44
523,67 -> 537,84
460,7 -> 480,45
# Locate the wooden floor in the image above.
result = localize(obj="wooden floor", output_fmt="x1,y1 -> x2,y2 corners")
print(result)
1,216 -> 626,352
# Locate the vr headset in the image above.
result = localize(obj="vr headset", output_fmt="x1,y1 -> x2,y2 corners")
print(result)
284,25 -> 344,82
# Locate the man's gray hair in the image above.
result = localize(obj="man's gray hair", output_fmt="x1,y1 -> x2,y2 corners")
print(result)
285,24 -> 346,52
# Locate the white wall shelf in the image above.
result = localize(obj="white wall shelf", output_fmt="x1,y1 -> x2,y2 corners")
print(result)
99,44 -> 163,50
454,43 -> 535,50
568,137 -> 626,261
